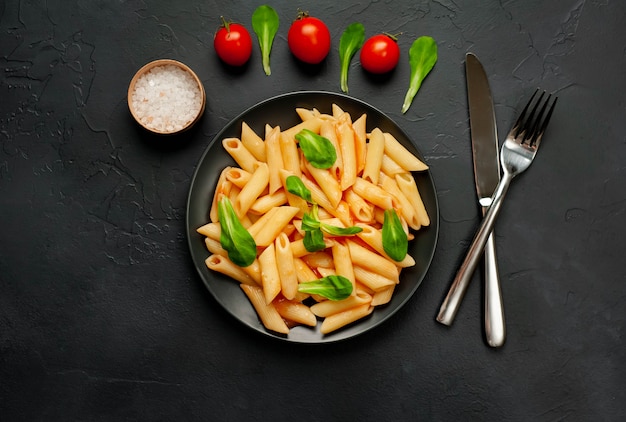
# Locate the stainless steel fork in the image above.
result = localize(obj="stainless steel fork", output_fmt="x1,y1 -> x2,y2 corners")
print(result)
437,89 -> 558,327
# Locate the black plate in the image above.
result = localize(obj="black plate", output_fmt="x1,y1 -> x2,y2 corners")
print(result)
186,91 -> 439,343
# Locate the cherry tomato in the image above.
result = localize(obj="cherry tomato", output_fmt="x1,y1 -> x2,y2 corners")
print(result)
360,34 -> 400,74
214,19 -> 252,66
287,13 -> 331,64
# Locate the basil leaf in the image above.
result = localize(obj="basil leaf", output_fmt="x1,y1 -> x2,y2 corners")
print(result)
382,209 -> 408,261
302,205 -> 325,252
320,223 -> 363,236
217,197 -> 257,267
286,175 -> 313,203
303,227 -> 326,252
401,36 -> 437,113
301,212 -> 320,232
339,22 -> 365,93
298,275 -> 353,301
295,129 -> 337,169
251,5 -> 279,76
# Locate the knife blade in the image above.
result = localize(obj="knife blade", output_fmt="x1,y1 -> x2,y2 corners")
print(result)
436,53 -> 505,347
466,52 -> 506,347
466,53 -> 500,204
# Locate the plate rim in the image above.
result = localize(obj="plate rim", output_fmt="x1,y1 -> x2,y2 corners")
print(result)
186,90 -> 439,344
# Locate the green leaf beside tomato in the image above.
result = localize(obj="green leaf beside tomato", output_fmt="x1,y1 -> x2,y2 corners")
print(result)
338,22 -> 365,93
251,5 -> 279,76
401,36 -> 438,113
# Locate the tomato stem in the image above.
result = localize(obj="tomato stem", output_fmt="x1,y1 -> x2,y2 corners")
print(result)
295,9 -> 310,21
383,32 -> 402,42
220,16 -> 231,32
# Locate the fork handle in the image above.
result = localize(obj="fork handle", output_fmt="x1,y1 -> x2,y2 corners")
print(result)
483,209 -> 506,347
436,171 -> 513,326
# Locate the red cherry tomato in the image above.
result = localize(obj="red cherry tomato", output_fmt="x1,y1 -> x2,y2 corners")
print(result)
214,20 -> 252,66
287,14 -> 331,64
360,34 -> 400,74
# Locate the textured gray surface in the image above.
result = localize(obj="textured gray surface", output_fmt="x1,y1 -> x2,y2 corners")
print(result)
1,0 -> 625,420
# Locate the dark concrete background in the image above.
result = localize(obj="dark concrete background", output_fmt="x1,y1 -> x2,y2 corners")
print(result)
1,0 -> 624,420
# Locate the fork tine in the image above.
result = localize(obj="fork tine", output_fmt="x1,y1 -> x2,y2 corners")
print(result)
513,89 -> 558,147
530,95 -> 558,147
523,91 -> 546,143
512,89 -> 540,138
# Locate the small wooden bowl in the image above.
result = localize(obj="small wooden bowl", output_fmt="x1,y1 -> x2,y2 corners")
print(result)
128,59 -> 206,135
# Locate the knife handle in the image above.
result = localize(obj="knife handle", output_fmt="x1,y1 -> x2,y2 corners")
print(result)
483,207 -> 506,348
436,171 -> 513,327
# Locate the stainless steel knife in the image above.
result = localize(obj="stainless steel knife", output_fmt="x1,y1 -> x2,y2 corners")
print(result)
437,53 -> 506,347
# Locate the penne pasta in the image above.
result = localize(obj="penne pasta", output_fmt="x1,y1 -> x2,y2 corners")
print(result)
279,169 -> 309,217
300,174 -> 335,212
205,255 -> 257,286
380,154 -> 407,177
305,162 -> 342,209
296,107 -> 316,121
241,121 -> 266,162
293,257 -> 318,283
337,121 -> 357,190
209,168 -> 232,223
222,137 -> 259,173
353,266 -> 396,291
280,131 -> 302,177
258,243 -> 281,305
395,172 -> 430,227
265,126 -> 284,194
317,267 -> 336,278
205,238 -> 264,285
352,177 -> 394,210
274,300 -> 317,326
352,113 -> 367,174
371,285 -> 395,306
355,223 -> 415,267
250,189 -> 288,214
320,119 -> 343,180
281,117 -> 322,141
344,187 -> 374,223
233,162 -> 270,218
320,303 -> 373,334
204,237 -> 226,256
346,240 -> 400,282
301,251 -> 335,269
332,104 -> 346,120
289,237 -> 333,258
247,206 -> 300,247
197,104 -> 432,335
225,167 -> 252,189
197,222 -> 221,241
240,284 -> 289,334
332,241 -> 356,295
310,291 -> 372,317
362,128 -> 385,185
275,233 -> 298,300
383,132 -> 429,171
379,172 -> 420,230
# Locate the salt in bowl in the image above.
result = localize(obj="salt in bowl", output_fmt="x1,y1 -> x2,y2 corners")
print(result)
128,59 -> 206,135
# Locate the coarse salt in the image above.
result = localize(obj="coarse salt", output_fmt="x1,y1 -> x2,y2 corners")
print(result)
131,64 -> 203,133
